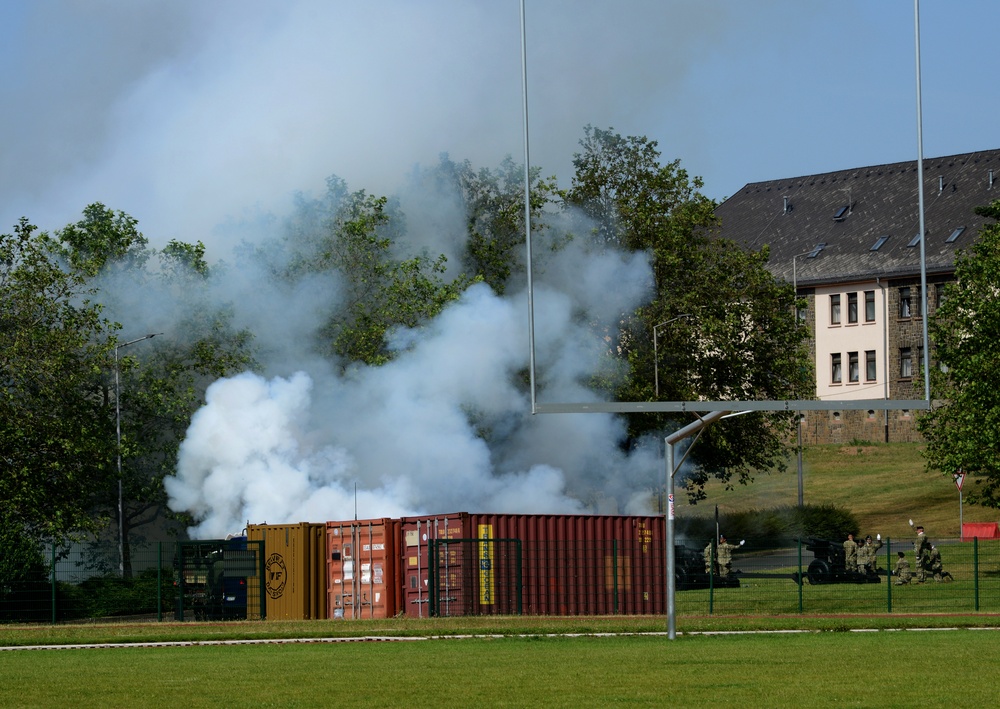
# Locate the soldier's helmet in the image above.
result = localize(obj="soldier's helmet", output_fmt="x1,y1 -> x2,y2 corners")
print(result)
866,535 -> 873,541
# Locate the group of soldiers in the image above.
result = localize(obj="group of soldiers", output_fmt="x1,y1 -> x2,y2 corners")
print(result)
892,525 -> 954,584
842,532 -> 882,575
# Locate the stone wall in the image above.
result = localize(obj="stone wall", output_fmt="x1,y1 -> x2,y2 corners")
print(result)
798,407 -> 922,445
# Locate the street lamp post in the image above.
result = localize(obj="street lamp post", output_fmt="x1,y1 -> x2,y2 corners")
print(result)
115,333 -> 161,578
653,314 -> 694,397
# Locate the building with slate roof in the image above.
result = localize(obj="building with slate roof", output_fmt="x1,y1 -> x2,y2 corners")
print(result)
716,149 -> 1000,443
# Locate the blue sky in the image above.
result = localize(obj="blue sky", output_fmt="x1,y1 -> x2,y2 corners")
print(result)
1,1 -> 995,255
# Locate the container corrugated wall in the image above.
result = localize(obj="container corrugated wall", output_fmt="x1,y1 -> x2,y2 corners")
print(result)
467,514 -> 666,616
246,523 -> 328,620
393,513 -> 665,617
326,519 -> 398,619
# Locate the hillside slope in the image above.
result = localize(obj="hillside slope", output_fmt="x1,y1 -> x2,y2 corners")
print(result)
675,443 -> 994,540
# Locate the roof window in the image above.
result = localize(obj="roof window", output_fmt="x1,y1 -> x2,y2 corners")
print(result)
833,205 -> 850,221
907,233 -> 922,247
870,235 -> 889,251
946,226 -> 966,244
806,243 -> 826,258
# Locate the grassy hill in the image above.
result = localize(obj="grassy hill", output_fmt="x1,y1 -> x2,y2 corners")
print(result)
674,442 -> 995,540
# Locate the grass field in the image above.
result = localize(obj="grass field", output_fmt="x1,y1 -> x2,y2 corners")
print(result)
3,626 -> 999,707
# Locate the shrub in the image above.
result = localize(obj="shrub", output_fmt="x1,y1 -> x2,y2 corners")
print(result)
677,504 -> 859,551
58,568 -> 176,621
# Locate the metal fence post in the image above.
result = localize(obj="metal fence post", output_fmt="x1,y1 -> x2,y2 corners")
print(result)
886,538 -> 892,613
708,539 -> 715,615
157,542 -> 163,623
612,539 -> 619,615
974,537 -> 980,612
428,539 -> 437,617
797,537 -> 803,613
516,539 -> 523,615
50,542 -> 56,624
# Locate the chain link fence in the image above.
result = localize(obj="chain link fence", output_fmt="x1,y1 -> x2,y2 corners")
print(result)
1,538 -> 264,623
426,536 -> 998,618
3,534 -> 998,623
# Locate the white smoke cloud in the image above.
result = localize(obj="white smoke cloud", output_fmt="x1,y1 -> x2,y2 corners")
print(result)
166,241 -> 659,537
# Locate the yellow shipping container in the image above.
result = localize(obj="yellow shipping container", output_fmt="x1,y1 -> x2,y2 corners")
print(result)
247,523 -> 328,620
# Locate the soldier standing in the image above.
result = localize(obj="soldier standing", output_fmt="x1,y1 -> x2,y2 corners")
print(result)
914,525 -> 931,583
843,533 -> 859,573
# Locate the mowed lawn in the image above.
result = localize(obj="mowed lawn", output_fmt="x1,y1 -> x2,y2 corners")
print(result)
2,630 -> 997,708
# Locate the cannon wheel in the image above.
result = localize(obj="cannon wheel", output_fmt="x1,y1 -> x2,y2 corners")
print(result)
807,559 -> 831,585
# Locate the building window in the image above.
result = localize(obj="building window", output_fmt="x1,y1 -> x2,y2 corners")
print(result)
865,290 -> 876,322
797,302 -> 807,325
900,347 -> 913,378
899,287 -> 912,318
848,352 -> 859,382
832,353 -> 842,383
936,282 -> 947,309
865,350 -> 876,381
847,292 -> 858,324
830,294 -> 841,325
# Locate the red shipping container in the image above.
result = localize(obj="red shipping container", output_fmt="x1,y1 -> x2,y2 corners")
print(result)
396,513 -> 666,617
326,518 -> 399,619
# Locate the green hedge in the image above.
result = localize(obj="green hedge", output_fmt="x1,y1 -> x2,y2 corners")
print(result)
677,504 -> 860,550
57,568 -> 176,621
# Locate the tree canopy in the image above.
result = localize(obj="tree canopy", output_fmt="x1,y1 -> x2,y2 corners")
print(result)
563,126 -> 813,499
920,200 -> 1000,507
1,217 -> 115,540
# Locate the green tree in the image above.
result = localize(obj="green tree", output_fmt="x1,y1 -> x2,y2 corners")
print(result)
563,126 -> 813,499
920,200 -> 1000,507
278,177 -> 474,365
420,154 -> 556,296
0,217 -> 116,541
47,206 -> 256,569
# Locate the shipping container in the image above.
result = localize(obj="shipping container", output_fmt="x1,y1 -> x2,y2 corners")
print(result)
397,514 -> 474,618
394,513 -> 667,617
246,523 -> 328,620
326,518 -> 398,619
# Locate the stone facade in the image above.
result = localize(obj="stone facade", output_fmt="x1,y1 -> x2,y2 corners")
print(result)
798,407 -> 921,445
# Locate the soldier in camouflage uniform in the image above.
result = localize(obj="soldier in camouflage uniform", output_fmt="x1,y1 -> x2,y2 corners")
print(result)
893,551 -> 911,585
704,535 -> 743,578
843,533 -> 859,573
928,545 -> 954,582
914,526 -> 931,583
857,534 -> 882,575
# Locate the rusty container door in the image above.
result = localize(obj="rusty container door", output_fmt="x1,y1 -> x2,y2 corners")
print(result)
247,523 -> 328,620
398,513 -> 470,617
326,519 -> 397,619
468,514 -> 665,616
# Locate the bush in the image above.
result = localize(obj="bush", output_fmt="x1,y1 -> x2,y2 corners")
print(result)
58,568 -> 176,621
677,504 -> 859,550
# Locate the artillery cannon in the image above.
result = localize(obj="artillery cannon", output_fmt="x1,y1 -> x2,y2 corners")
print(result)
800,537 -> 881,585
